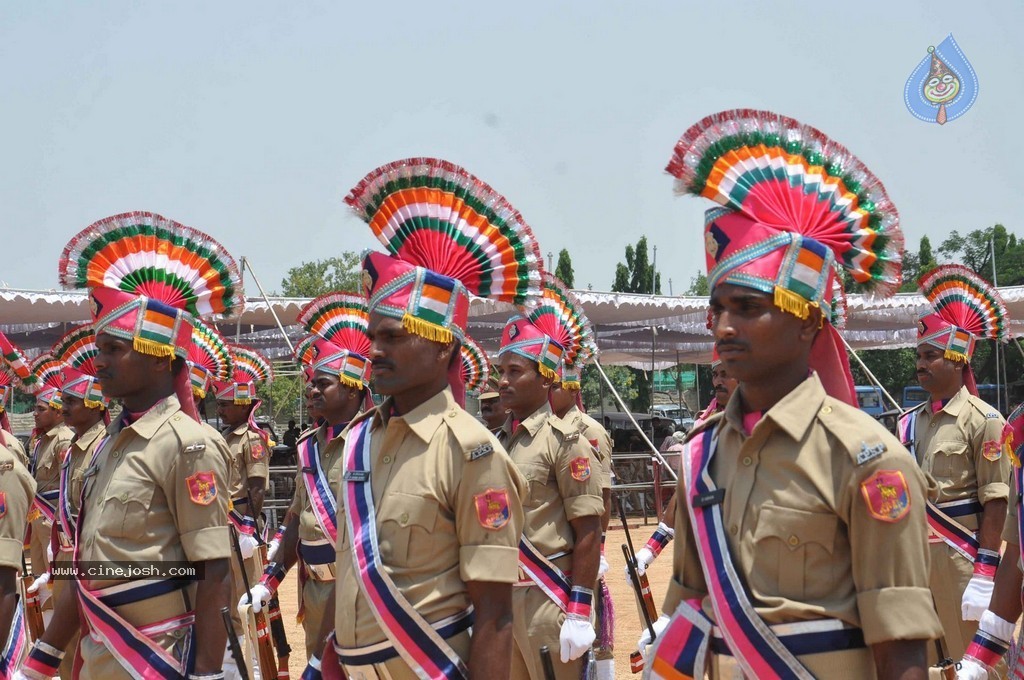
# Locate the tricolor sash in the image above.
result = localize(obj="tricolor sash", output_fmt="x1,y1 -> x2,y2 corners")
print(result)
645,599 -> 712,680
299,429 -> 338,546
227,504 -> 256,538
517,537 -> 571,612
30,490 -> 59,524
899,408 -> 979,562
57,438 -> 104,549
680,426 -> 813,679
0,602 -> 28,679
342,418 -> 468,680
73,432 -> 196,679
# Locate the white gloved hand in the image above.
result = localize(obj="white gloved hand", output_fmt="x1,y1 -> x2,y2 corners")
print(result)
46,542 -> 53,564
266,538 -> 281,562
27,572 -> 51,605
956,657 -> 989,680
961,575 -> 995,621
11,671 -> 43,680
237,582 -> 272,615
636,614 -> 671,660
559,616 -> 596,662
623,546 -> 656,580
237,533 -> 259,560
598,553 -> 609,578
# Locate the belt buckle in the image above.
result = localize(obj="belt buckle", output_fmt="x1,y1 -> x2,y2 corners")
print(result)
342,664 -> 386,680
307,562 -> 336,581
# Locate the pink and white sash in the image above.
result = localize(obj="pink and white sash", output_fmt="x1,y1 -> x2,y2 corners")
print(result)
341,418 -> 468,680
299,428 -> 338,546
676,427 -> 813,679
899,408 -> 979,562
517,537 -> 570,612
0,602 -> 27,679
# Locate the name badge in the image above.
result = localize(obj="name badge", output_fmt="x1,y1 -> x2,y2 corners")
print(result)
301,466 -> 316,474
693,488 -> 726,508
344,470 -> 370,482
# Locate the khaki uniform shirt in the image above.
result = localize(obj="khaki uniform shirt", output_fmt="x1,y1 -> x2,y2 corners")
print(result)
0,444 -> 35,570
63,420 -> 108,520
562,405 -> 612,492
333,387 -> 525,648
31,424 -> 73,494
909,387 -> 1010,520
78,395 -> 232,603
502,402 -> 605,557
289,424 -> 346,544
0,429 -> 28,468
664,373 -> 942,646
224,423 -> 271,504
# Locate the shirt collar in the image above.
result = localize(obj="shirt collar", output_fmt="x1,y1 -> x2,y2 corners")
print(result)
723,372 -> 826,442
518,402 -> 553,437
375,387 -> 457,443
73,420 -> 107,452
108,395 -> 181,441
231,422 -> 250,436
938,385 -> 969,416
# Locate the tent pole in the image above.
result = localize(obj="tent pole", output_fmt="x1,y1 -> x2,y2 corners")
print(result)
235,257 -> 245,343
594,360 -> 677,481
242,257 -> 295,354
838,334 -> 904,414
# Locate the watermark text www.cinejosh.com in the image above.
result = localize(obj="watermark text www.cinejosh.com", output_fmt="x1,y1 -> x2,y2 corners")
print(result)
50,562 -> 202,580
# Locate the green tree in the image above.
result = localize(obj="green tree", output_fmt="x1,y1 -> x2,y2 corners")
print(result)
256,364 -> 304,424
610,236 -> 663,411
580,364 -> 637,413
848,348 -> 917,409
279,253 -> 362,297
555,249 -> 575,288
686,270 -> 709,296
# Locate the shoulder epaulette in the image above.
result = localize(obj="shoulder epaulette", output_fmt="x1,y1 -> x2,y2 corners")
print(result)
966,395 -> 1002,419
444,408 -> 500,461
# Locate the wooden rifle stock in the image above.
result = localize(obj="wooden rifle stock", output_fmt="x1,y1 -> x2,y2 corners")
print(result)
231,525 -> 278,679
21,553 -> 43,641
256,514 -> 291,679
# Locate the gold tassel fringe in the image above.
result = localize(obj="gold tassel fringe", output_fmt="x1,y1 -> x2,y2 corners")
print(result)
773,287 -> 811,320
402,313 -> 453,344
133,336 -> 177,359
944,349 -> 969,364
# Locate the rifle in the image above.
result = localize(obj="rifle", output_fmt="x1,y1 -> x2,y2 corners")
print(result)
255,511 -> 291,679
618,497 -> 657,673
222,606 -> 250,680
231,524 -> 278,679
21,552 -> 43,641
539,645 -> 557,680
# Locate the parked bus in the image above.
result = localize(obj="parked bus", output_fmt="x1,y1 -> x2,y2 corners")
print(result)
902,384 -> 1014,415
855,386 -> 886,418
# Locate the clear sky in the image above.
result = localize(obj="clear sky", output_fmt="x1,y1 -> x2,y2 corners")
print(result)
2,1 -> 1020,296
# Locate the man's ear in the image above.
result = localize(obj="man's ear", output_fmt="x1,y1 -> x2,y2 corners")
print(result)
797,306 -> 824,343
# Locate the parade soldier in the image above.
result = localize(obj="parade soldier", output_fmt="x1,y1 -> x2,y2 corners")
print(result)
0,333 -> 33,466
643,109 -> 941,678
24,356 -> 73,619
212,345 -> 273,647
545,288 -> 616,680
310,158 -> 538,680
0,431 -> 36,672
956,403 -> 1024,677
39,325 -> 111,679
497,273 -> 606,680
240,293 -> 373,660
18,211 -> 240,679
898,264 -> 1011,665
477,375 -> 506,435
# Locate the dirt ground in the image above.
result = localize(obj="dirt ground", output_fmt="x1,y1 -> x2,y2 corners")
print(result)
274,521 -> 672,679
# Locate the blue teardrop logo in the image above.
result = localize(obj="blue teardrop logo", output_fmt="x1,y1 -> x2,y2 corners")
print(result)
904,34 -> 978,125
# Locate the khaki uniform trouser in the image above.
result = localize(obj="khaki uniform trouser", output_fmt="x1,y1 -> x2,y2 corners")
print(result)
229,550 -> 261,637
29,516 -> 53,612
301,576 -> 333,659
510,585 -> 583,680
709,647 -> 874,679
51,550 -> 78,679
337,630 -> 471,680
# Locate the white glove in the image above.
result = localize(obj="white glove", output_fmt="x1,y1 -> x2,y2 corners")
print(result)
624,546 -> 656,580
956,658 -> 989,680
266,538 -> 281,562
45,542 -> 53,564
961,575 -> 995,621
27,572 -> 51,605
597,553 -> 609,578
237,533 -> 259,560
11,671 -> 43,680
559,616 -> 596,662
238,582 -> 272,615
636,614 -> 671,660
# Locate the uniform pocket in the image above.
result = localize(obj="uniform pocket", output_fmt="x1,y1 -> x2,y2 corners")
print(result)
99,480 -> 155,538
517,462 -> 552,508
751,504 -> 838,601
932,440 -> 969,482
377,493 -> 439,566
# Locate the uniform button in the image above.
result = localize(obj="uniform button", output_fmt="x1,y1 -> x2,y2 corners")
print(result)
729,525 -> 738,536
173,415 -> 181,422
400,512 -> 409,525
448,411 -> 458,419
930,422 -> 936,428
382,455 -> 392,464
820,406 -> 832,415
112,451 -> 121,459
742,456 -> 753,466
788,535 -> 799,547
120,493 -> 128,502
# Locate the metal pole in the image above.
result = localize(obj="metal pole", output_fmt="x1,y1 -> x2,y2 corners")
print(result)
838,333 -> 904,414
594,360 -> 677,481
242,257 -> 295,354
991,236 -> 1007,412
235,258 -> 245,343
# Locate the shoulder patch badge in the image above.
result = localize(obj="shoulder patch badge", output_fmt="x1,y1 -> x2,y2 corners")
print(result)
856,441 -> 887,466
186,470 -> 218,506
0,492 -> 6,518
569,456 -> 591,482
860,470 -> 911,523
982,440 -> 1002,462
251,441 -> 267,461
469,443 -> 493,461
474,488 -> 510,530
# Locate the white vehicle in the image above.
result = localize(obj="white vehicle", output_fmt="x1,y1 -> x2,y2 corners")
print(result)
650,404 -> 695,432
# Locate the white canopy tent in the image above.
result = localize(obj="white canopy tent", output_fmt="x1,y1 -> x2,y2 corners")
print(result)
4,286 -> 1024,366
